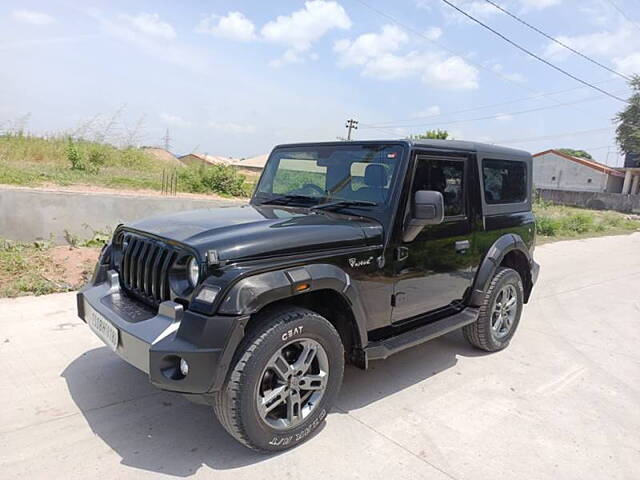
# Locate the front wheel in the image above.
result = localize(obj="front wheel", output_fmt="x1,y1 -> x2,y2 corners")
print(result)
463,267 -> 524,352
214,306 -> 344,452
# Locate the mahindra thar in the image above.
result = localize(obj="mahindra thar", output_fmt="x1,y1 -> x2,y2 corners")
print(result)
78,139 -> 539,452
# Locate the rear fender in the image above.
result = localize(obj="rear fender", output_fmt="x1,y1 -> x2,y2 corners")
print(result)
469,234 -> 533,306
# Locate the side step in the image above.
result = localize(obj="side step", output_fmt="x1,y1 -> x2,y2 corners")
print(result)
365,307 -> 479,362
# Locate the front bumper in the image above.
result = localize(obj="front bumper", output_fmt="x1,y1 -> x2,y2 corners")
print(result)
77,269 -> 248,394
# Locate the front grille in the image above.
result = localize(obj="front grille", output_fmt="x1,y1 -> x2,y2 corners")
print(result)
118,233 -> 177,305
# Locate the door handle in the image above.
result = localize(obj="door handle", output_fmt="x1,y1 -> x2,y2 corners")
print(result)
455,240 -> 471,253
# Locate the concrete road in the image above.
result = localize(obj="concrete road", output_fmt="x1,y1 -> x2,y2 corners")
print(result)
1,233 -> 639,480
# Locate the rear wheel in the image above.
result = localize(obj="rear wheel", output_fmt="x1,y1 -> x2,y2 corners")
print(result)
463,267 -> 524,352
214,306 -> 344,452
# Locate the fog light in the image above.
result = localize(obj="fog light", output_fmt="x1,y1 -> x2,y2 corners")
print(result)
179,358 -> 189,377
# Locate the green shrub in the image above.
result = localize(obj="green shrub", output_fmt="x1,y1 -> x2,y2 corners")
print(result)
87,147 -> 107,172
67,138 -> 85,171
536,216 -> 562,236
178,164 -> 250,197
564,212 -> 594,234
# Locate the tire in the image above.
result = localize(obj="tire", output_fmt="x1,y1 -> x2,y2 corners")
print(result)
213,306 -> 345,452
463,267 -> 524,352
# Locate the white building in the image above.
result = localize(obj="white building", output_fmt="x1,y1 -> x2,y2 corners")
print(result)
533,149 -> 625,193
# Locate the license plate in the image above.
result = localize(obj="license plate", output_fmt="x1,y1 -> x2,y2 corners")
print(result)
86,302 -> 119,351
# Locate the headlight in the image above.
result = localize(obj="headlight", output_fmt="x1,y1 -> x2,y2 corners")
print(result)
188,257 -> 200,286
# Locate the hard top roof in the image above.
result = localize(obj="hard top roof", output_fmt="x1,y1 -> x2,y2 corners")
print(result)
273,139 -> 531,159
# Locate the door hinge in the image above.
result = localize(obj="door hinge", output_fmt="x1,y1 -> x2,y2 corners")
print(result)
395,246 -> 409,261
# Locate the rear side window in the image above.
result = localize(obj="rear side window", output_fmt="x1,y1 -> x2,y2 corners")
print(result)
482,159 -> 527,204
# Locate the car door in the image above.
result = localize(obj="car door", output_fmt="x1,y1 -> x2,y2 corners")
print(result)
391,153 -> 477,322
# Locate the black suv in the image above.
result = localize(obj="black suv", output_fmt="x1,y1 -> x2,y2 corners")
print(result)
78,140 -> 539,452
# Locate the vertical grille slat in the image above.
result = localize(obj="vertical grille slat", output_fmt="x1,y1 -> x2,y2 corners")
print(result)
129,239 -> 143,290
121,236 -> 133,288
151,249 -> 166,301
143,246 -> 157,297
136,242 -> 150,292
115,233 -> 176,306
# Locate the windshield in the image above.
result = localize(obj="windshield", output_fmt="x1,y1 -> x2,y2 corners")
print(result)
253,144 -> 403,208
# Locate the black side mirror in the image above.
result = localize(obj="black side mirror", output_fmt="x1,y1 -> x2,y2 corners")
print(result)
403,190 -> 444,242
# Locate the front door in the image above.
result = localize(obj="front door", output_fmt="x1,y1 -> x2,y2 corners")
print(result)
391,153 -> 477,322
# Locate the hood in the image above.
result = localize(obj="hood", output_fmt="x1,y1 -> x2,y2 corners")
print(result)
125,205 -> 383,262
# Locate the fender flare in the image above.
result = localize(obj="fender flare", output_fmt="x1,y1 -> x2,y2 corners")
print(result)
217,263 -> 368,349
469,234 -> 533,307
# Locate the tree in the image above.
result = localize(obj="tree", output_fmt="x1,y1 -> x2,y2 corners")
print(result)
557,148 -> 592,159
615,75 -> 640,155
409,129 -> 450,140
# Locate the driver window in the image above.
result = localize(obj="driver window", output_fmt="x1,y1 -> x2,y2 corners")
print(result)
412,158 -> 465,217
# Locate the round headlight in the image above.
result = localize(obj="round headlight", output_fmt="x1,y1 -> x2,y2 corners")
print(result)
188,257 -> 199,286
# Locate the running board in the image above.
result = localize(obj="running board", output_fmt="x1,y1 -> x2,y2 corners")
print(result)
365,307 -> 479,362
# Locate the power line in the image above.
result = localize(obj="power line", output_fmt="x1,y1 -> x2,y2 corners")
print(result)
483,0 -> 631,81
362,78 -> 624,128
494,127 -> 614,145
351,0 -> 603,113
360,90 -> 622,130
604,0 -> 640,32
352,0 -> 625,124
439,0 -> 629,103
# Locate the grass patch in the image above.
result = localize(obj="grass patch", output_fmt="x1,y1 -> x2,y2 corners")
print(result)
0,133 -> 252,197
0,239 -> 100,298
534,201 -> 640,242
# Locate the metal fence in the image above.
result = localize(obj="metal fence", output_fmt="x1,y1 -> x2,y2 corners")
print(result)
162,169 -> 177,196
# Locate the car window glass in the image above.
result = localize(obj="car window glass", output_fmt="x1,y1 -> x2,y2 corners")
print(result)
482,159 -> 527,204
412,158 -> 465,217
272,158 -> 326,197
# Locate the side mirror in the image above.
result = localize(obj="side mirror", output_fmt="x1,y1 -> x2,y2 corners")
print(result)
403,190 -> 444,242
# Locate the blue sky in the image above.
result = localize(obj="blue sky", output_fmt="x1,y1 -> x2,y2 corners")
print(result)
0,0 -> 638,164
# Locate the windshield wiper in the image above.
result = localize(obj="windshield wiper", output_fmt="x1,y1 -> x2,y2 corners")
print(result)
260,195 -> 317,206
310,200 -> 377,212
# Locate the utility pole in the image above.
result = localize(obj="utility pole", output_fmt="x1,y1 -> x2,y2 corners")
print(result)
345,118 -> 358,140
162,128 -> 172,151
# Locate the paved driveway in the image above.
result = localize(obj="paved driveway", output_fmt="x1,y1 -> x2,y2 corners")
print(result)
1,233 -> 639,479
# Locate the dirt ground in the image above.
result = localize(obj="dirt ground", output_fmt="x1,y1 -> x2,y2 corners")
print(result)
0,243 -> 101,297
49,246 -> 101,287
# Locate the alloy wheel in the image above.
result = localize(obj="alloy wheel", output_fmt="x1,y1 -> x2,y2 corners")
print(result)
491,284 -> 518,339
256,338 -> 329,430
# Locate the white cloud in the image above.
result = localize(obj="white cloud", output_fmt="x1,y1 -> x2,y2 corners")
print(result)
490,63 -> 526,83
494,113 -> 513,122
208,121 -> 256,134
334,25 -> 479,90
614,53 -> 640,76
261,1 -> 351,55
413,105 -> 441,118
424,26 -> 442,41
160,113 -> 191,128
518,0 -> 561,10
428,0 -> 562,22
91,10 -> 206,72
11,9 -> 55,25
544,22 -> 640,76
196,12 -> 256,42
334,25 -> 408,66
121,13 -> 176,40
